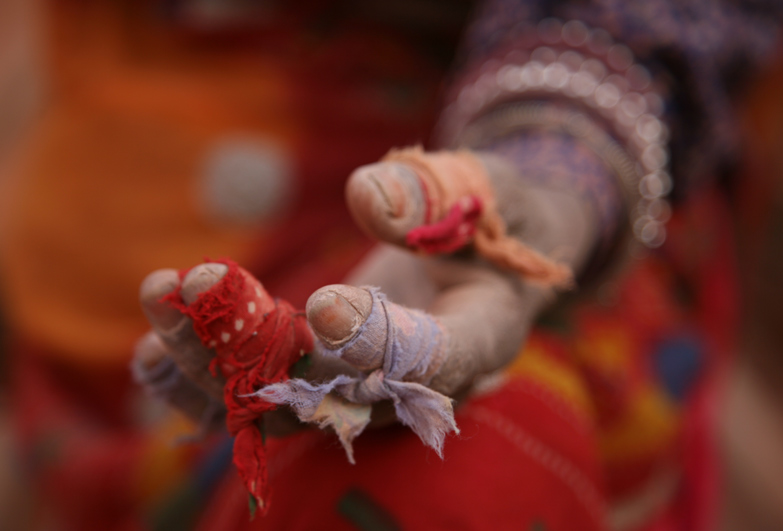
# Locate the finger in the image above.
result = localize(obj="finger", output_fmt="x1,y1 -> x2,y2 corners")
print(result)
345,149 -> 488,251
139,264 -> 228,400
424,266 -> 546,395
346,150 -> 577,287
134,328 -> 170,371
132,331 -> 225,429
306,273 -> 547,397
306,284 -> 449,387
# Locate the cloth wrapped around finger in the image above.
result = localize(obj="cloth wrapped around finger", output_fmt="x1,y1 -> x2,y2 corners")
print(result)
161,260 -> 313,516
383,146 -> 573,287
255,287 -> 459,462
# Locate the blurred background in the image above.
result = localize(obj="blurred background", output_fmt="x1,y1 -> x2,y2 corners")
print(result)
0,1 -> 472,529
0,1 -> 781,530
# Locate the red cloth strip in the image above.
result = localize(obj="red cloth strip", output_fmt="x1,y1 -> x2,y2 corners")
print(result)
405,195 -> 483,254
162,260 -> 313,515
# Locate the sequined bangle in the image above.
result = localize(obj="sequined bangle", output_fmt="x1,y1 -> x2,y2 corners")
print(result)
438,18 -> 672,248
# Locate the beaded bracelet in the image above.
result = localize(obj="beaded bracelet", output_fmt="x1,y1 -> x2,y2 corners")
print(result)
438,18 -> 672,248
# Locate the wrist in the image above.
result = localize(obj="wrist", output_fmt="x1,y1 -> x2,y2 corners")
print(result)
476,149 -> 606,277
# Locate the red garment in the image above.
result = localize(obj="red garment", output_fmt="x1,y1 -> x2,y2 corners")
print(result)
199,378 -> 606,531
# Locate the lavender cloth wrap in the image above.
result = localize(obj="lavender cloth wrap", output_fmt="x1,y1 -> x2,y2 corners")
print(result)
254,288 -> 459,460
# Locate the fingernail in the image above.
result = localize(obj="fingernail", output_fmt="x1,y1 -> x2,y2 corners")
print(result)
181,263 -> 229,304
140,269 -> 184,331
307,291 -> 360,346
306,285 -> 373,348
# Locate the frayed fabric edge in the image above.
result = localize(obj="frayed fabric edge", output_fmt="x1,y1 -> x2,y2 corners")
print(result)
255,371 -> 458,462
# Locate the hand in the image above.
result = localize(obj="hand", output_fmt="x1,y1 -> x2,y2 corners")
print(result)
134,147 -> 603,434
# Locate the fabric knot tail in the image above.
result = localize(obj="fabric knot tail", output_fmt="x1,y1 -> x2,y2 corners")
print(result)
388,382 -> 458,457
383,146 -> 573,288
362,371 -> 458,458
233,424 -> 268,517
161,259 -> 313,517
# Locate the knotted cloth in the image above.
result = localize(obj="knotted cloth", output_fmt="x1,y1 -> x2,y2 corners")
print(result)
162,260 -> 312,516
256,288 -> 459,461
383,146 -> 573,287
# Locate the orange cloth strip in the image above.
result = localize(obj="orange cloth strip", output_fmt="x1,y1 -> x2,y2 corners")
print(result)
383,147 -> 573,287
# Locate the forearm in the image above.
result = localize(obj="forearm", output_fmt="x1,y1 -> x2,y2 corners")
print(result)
434,1 -> 782,286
